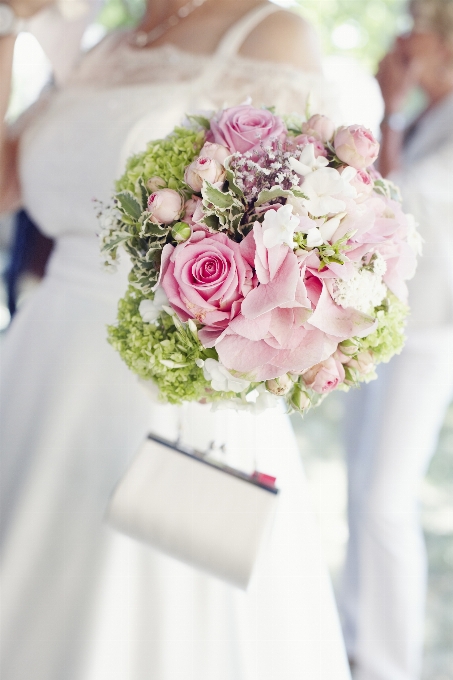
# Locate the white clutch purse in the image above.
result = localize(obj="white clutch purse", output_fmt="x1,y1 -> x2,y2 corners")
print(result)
106,434 -> 279,590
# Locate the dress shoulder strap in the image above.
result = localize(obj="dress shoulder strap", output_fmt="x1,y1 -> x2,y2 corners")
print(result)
214,3 -> 281,61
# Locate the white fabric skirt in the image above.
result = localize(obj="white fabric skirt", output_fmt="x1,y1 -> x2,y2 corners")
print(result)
0,239 -> 351,680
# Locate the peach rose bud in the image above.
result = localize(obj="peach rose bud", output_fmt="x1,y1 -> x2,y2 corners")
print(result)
265,374 -> 293,396
199,142 -> 230,165
302,114 -> 336,143
146,176 -> 166,191
347,351 -> 374,376
302,356 -> 345,394
147,189 -> 183,224
289,384 -> 311,412
184,156 -> 226,192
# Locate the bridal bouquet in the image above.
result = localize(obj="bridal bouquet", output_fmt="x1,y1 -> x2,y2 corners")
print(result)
100,105 -> 420,415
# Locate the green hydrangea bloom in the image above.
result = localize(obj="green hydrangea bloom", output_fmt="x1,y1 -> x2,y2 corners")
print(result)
358,293 -> 408,364
107,287 -> 234,405
116,126 -> 205,196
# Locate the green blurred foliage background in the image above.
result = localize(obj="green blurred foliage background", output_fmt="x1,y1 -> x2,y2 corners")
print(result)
97,0 -> 409,72
296,0 -> 408,70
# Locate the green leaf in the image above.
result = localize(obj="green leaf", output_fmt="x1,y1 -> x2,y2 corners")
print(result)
186,114 -> 211,130
116,191 -> 142,220
202,214 -> 220,230
202,182 -> 237,209
255,186 -> 308,206
101,233 -> 130,252
141,217 -> 168,237
137,178 -> 149,211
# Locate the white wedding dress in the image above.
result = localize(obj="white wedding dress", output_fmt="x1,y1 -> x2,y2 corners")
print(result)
0,5 -> 351,680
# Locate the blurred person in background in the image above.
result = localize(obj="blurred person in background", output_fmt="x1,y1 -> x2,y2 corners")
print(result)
339,1 -> 453,678
0,2 -> 352,680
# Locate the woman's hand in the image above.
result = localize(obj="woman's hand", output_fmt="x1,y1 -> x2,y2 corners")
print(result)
376,37 -> 418,114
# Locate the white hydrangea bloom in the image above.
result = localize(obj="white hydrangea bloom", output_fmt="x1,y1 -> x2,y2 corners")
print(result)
371,251 -> 387,277
330,267 -> 387,313
203,359 -> 251,393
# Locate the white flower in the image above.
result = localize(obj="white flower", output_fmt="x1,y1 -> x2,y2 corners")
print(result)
289,144 -> 328,176
306,227 -> 324,248
329,267 -> 387,313
248,384 -> 281,414
300,167 -> 357,217
262,204 -> 300,249
406,213 -> 423,256
139,287 -> 169,324
285,194 -> 309,217
318,212 -> 347,243
203,359 -> 251,393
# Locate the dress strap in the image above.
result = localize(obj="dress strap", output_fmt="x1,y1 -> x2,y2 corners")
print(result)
214,3 -> 281,61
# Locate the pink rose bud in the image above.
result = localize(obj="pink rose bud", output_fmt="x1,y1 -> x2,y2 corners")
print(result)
291,133 -> 328,158
338,339 -> 360,357
289,384 -> 311,412
199,142 -> 230,165
302,114 -> 336,143
147,189 -> 183,224
346,351 -> 374,376
183,196 -> 203,224
334,348 -> 350,364
302,356 -> 345,394
184,156 -> 226,192
146,176 -> 166,191
334,125 -> 380,170
265,374 -> 293,396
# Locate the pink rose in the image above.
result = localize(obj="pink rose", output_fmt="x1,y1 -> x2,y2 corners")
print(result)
160,232 -> 254,330
302,114 -> 335,142
302,356 -> 345,393
334,125 -> 380,170
199,141 -> 230,164
291,134 -> 327,158
184,156 -> 226,192
147,189 -> 182,224
209,104 -> 286,154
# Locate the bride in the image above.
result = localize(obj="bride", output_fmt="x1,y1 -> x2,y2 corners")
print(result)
0,1 -> 351,678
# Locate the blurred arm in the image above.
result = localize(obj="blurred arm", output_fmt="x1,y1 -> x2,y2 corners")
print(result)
28,0 -> 102,85
239,10 -> 323,73
376,44 -> 417,177
0,35 -> 20,214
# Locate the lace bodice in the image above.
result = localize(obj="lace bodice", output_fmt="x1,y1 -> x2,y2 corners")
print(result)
19,4 -> 338,241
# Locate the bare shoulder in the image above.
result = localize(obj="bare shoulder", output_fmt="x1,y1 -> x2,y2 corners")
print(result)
239,9 -> 322,73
